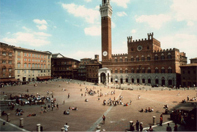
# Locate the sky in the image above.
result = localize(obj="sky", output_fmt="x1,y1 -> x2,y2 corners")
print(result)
0,0 -> 197,62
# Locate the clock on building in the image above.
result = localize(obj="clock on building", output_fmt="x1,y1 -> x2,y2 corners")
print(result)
137,45 -> 143,51
103,51 -> 108,56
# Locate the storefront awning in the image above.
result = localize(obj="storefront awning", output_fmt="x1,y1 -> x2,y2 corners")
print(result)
37,76 -> 52,80
0,78 -> 18,82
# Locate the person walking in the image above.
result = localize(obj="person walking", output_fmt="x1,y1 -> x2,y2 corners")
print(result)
64,123 -> 69,132
56,103 -> 59,109
102,115 -> 106,124
68,93 -> 70,98
166,123 -> 172,131
160,114 -> 163,126
140,123 -> 143,131
136,120 -> 139,131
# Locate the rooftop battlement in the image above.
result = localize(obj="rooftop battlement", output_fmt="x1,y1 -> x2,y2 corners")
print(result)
127,32 -> 154,43
112,53 -> 128,57
153,48 -> 179,53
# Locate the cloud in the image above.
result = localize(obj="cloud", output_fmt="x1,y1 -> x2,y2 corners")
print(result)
111,0 -> 130,8
84,26 -> 101,36
159,33 -> 197,60
117,12 -> 127,17
37,25 -> 47,30
22,26 -> 31,32
135,14 -> 172,29
33,19 -> 48,25
171,0 -> 197,23
61,3 -> 99,24
85,0 -> 92,2
131,29 -> 136,34
2,29 -> 51,47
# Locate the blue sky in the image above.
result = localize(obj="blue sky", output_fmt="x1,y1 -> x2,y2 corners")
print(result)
0,0 -> 197,62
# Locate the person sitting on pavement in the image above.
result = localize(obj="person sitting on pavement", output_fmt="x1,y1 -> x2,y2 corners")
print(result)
63,110 -> 70,115
139,108 -> 144,112
1,111 -> 7,116
72,107 -> 78,110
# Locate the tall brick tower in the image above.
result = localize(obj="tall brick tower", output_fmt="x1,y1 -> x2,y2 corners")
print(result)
100,0 -> 113,62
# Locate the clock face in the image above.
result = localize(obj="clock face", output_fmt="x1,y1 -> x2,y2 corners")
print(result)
137,45 -> 143,51
103,51 -> 108,56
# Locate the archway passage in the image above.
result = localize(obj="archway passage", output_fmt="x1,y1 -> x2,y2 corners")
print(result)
162,78 -> 165,86
168,79 -> 172,86
148,79 -> 151,84
142,79 -> 145,83
155,79 -> 159,84
100,73 -> 106,84
120,78 -> 123,84
137,78 -> 140,83
126,78 -> 128,83
132,78 -> 134,83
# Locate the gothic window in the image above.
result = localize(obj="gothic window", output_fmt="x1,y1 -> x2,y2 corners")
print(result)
168,67 -> 172,73
136,56 -> 139,62
120,68 -> 123,73
131,56 -> 134,62
125,57 -> 128,62
137,68 -> 140,73
131,68 -> 134,73
125,69 -> 128,73
167,53 -> 172,59
161,67 -> 165,73
142,68 -> 145,73
115,58 -> 118,62
119,57 -> 123,62
161,53 -> 165,60
155,67 -> 159,73
131,48 -> 134,51
147,68 -> 151,73
147,55 -> 151,61
111,70 -> 113,73
154,54 -> 158,60
141,55 -> 145,61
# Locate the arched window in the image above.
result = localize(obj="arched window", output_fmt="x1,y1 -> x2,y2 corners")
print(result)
167,53 -> 172,59
168,67 -> 172,73
119,57 -> 123,62
125,68 -> 128,73
147,67 -> 151,73
154,54 -> 158,60
147,55 -> 151,61
115,57 -> 118,62
161,67 -> 165,73
131,56 -> 134,62
125,57 -> 128,62
136,56 -> 139,62
131,68 -> 134,73
115,69 -> 118,73
120,68 -> 123,73
155,67 -> 159,73
141,55 -> 145,61
137,68 -> 140,73
161,53 -> 165,60
142,68 -> 145,73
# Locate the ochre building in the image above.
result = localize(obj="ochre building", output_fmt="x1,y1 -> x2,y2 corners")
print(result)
98,0 -> 187,87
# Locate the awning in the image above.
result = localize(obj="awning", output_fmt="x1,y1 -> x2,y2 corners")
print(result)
37,76 -> 52,80
177,106 -> 195,112
0,78 -> 18,82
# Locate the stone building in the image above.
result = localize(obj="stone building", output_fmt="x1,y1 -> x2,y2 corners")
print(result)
98,0 -> 187,87
14,47 -> 52,81
180,58 -> 197,87
77,55 -> 102,82
51,53 -> 80,79
0,42 -> 16,84
86,55 -> 102,83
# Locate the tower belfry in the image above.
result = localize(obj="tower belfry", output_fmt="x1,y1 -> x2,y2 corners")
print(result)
100,0 -> 113,62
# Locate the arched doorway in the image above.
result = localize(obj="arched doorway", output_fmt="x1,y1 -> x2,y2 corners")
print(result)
148,79 -> 151,84
100,73 -> 106,84
111,78 -> 113,83
120,78 -> 123,84
132,78 -> 134,83
126,78 -> 128,83
168,79 -> 172,86
142,78 -> 145,83
155,79 -> 159,84
161,77 -> 165,86
137,78 -> 140,83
